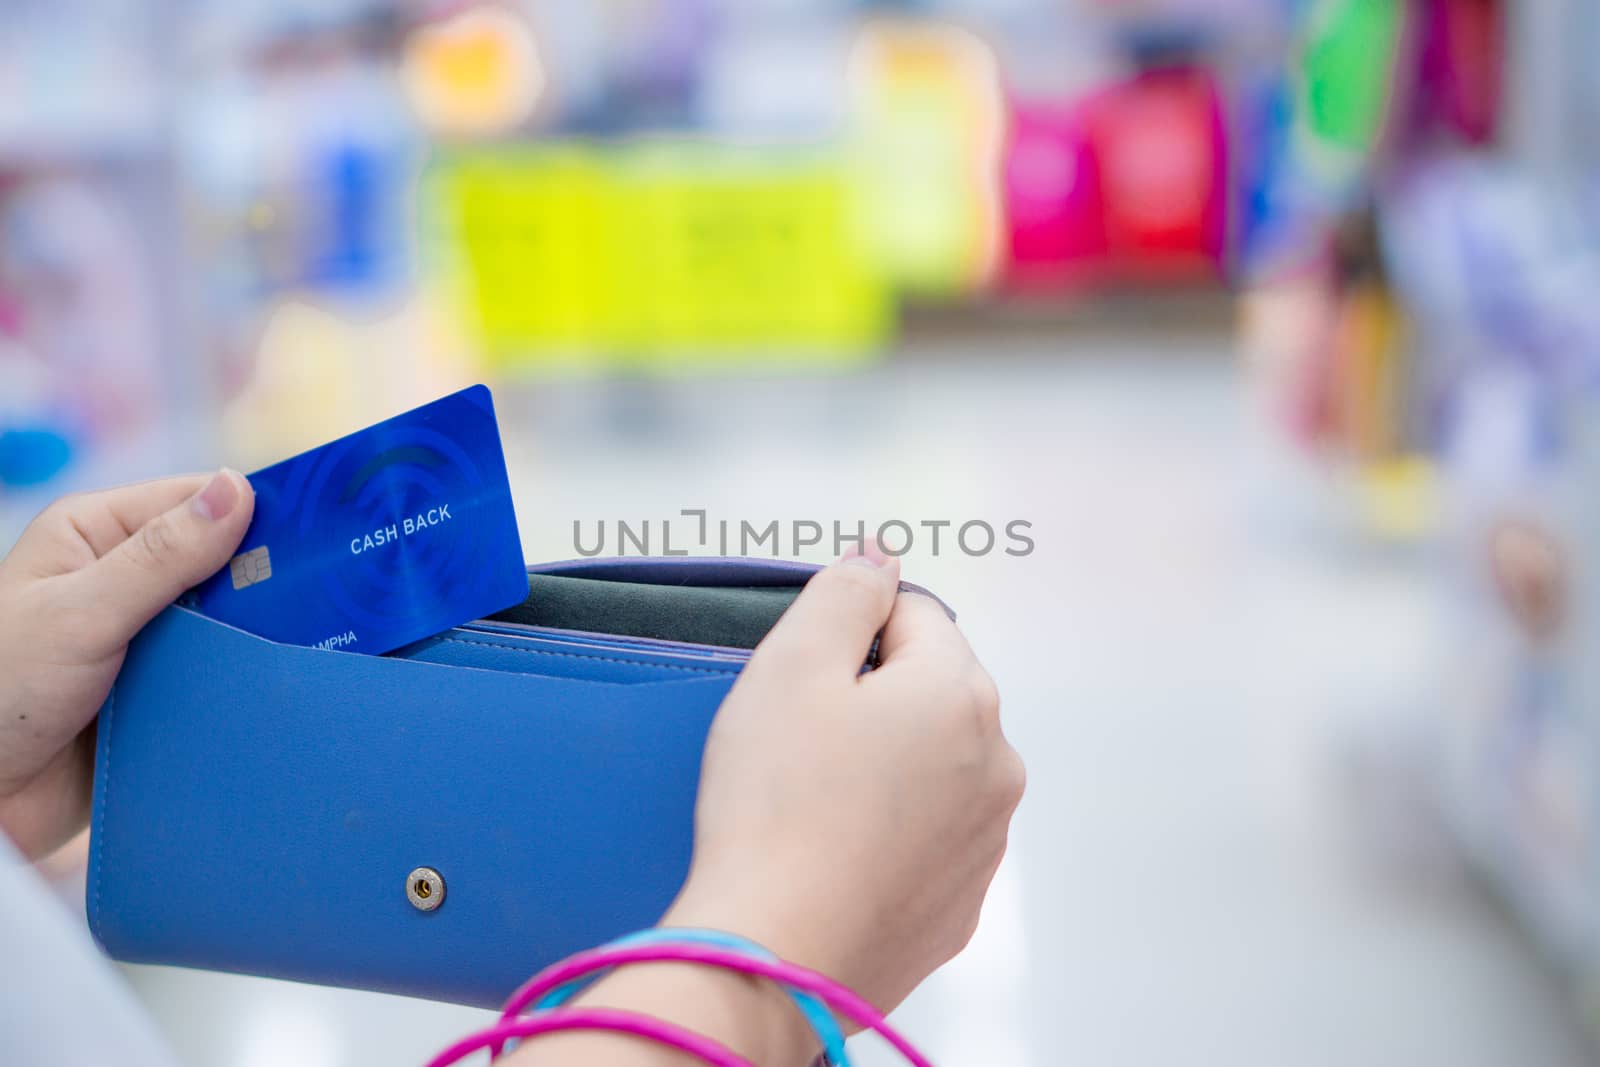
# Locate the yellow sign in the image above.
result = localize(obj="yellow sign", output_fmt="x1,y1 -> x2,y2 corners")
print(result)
423,142 -> 892,373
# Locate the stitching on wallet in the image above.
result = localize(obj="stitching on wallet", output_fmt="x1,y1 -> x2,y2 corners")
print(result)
90,686 -> 113,945
436,636 -> 737,676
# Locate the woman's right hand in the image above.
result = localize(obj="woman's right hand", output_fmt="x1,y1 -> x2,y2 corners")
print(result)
669,544 -> 1026,1016
506,547 -> 1024,1066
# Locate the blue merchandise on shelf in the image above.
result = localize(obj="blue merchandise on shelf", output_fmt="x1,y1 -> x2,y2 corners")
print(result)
0,425 -> 73,488
307,139 -> 397,293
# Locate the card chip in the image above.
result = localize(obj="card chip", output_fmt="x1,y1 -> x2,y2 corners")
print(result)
230,547 -> 273,590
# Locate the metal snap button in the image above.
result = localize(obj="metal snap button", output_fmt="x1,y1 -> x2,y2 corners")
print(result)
407,866 -> 445,912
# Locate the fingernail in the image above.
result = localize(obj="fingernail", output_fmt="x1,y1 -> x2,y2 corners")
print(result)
840,540 -> 893,568
192,468 -> 240,522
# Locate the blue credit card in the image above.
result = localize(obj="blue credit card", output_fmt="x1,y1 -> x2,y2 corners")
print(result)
192,385 -> 528,655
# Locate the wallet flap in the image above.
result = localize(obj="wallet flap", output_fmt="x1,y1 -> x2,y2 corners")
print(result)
88,605 -> 737,1007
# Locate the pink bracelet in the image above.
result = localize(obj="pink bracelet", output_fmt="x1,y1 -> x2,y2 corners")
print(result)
422,1007 -> 750,1067
498,943 -> 934,1067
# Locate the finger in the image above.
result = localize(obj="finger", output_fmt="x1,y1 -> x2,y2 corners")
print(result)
68,469 -> 254,653
748,544 -> 902,678
873,589 -> 972,669
53,474 -> 213,559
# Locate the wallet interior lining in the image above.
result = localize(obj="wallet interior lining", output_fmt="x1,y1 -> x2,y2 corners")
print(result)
490,575 -> 801,650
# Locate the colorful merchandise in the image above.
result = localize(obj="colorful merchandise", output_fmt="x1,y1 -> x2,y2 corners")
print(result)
847,20 -> 1005,296
424,143 -> 891,371
1002,64 -> 1229,289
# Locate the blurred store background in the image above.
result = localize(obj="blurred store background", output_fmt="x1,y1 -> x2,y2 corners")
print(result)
9,0 -> 1600,1064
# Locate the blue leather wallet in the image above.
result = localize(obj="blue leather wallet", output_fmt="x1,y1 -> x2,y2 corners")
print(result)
87,556 -> 947,1008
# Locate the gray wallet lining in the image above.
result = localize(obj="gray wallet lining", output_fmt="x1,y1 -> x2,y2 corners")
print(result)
491,575 -> 801,650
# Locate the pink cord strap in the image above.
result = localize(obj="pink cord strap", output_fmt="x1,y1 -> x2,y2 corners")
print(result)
498,943 -> 934,1067
422,1007 -> 750,1067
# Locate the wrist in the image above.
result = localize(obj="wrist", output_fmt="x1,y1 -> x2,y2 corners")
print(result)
652,895 -> 840,1063
502,957 -> 817,1067
664,876 -> 853,1001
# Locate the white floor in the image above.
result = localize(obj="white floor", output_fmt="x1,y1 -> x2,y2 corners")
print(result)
117,342 -> 1594,1065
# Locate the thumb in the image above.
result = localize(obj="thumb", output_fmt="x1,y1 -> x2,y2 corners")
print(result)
748,543 -> 901,679
77,468 -> 254,650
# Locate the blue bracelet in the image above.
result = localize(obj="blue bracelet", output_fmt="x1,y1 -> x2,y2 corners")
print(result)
533,928 -> 851,1067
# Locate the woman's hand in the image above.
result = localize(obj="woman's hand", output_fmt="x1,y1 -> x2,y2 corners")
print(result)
524,546 -> 1024,1065
675,544 -> 1025,1011
0,471 -> 254,859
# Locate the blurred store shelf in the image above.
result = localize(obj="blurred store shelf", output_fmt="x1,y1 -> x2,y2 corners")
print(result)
900,289 -> 1238,349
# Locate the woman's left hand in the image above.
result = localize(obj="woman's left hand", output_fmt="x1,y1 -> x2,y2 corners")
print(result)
0,471 -> 254,859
